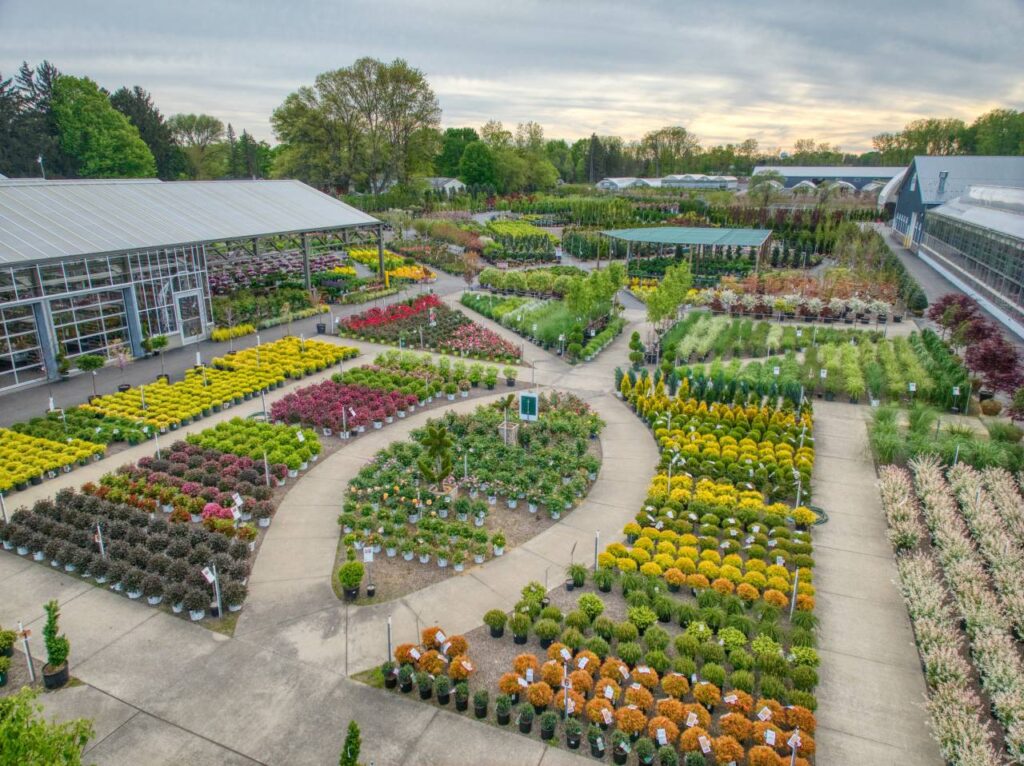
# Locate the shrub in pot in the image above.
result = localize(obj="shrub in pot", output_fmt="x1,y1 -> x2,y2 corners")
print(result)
166,582 -> 187,613
473,689 -> 489,719
611,730 -> 630,765
434,674 -> 451,704
517,702 -> 534,733
184,588 -> 208,621
540,711 -> 558,740
567,563 -> 587,589
588,724 -> 606,758
0,628 -> 16,658
398,664 -> 414,693
659,746 -> 680,766
484,609 -> 507,638
415,671 -> 433,700
224,581 -> 248,612
533,618 -> 560,648
339,560 -> 364,600
41,600 -> 70,689
454,681 -> 469,711
594,567 -> 614,593
635,737 -> 656,765
509,613 -> 531,644
565,717 -> 583,749
495,693 -> 513,725
381,660 -> 397,689
142,575 -> 164,605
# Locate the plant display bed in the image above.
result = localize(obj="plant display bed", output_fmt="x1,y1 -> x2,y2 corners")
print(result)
0,430 -> 107,495
391,240 -> 465,275
9,409 -> 149,448
673,327 -> 968,409
372,386 -> 819,765
662,311 -> 880,362
619,372 -> 815,506
78,338 -> 357,428
272,351 -> 519,435
340,294 -> 521,362
336,392 -> 604,602
477,265 -> 587,298
879,457 -> 1024,764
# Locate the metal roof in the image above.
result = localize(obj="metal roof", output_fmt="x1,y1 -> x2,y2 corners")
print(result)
908,156 -> 1024,206
929,185 -> 1024,240
0,179 -> 380,265
602,226 -> 772,247
753,166 -> 905,178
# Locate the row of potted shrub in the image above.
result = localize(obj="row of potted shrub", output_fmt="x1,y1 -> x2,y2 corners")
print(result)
0,429 -> 106,494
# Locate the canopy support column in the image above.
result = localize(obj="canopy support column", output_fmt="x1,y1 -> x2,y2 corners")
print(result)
302,233 -> 312,290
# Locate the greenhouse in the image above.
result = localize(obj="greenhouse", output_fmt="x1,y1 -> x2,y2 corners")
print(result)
601,226 -> 773,270
0,178 -> 382,391
920,185 -> 1024,336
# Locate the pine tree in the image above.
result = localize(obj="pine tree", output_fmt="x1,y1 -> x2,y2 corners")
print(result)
339,721 -> 361,766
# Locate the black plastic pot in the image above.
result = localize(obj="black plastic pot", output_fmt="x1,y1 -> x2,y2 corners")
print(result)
316,323 -> 326,335
565,579 -> 575,592
539,637 -> 553,649
455,697 -> 468,712
474,703 -> 487,719
567,734 -> 581,750
541,597 -> 550,608
513,633 -> 527,645
419,687 -> 432,700
613,748 -> 628,765
343,586 -> 359,600
437,691 -> 450,706
598,583 -> 611,593
541,724 -> 556,740
43,662 -> 69,690
365,584 -> 376,598
497,710 -> 510,725
118,383 -> 131,393
590,743 -> 605,758
519,719 -> 532,734
400,680 -> 413,693
489,625 -> 504,639
384,674 -> 397,689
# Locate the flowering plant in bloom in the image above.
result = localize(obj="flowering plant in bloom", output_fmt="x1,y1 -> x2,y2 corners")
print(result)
438,323 -> 520,359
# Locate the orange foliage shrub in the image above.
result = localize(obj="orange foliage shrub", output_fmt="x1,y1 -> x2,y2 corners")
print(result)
585,697 -> 614,724
394,643 -> 417,665
417,650 -> 445,674
574,650 -> 600,677
546,642 -> 568,661
633,667 -> 660,689
646,716 -> 680,744
713,735 -> 745,764
540,660 -> 564,687
569,669 -> 594,695
498,672 -> 525,695
682,703 -> 711,729
614,706 -> 648,734
782,705 -> 817,734
421,626 -> 445,648
720,712 -> 754,742
679,726 -> 708,752
594,677 -> 621,702
513,653 -> 540,675
444,634 -> 468,657
655,698 -> 685,725
600,657 -> 627,680
553,689 -> 585,717
662,672 -> 690,699
448,655 -> 474,681
693,682 -> 721,707
748,745 -> 784,766
624,684 -> 654,711
526,681 -> 553,708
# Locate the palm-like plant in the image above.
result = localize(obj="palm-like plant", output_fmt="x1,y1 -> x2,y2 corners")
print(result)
417,424 -> 454,490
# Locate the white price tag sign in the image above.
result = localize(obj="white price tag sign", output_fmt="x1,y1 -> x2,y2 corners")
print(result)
525,668 -> 534,682
686,712 -> 698,727
363,547 -> 373,563
820,368 -> 827,379
601,708 -> 613,725
232,492 -> 244,507
296,430 -> 305,442
765,729 -> 777,746
788,732 -> 802,748
908,382 -> 917,392
231,507 -> 241,521
773,366 -> 780,376
604,685 -> 614,699
201,567 -> 215,584
724,694 -> 738,704
953,386 -> 960,396
699,735 -> 711,754
409,647 -> 421,660
656,728 -> 668,746
577,656 -> 589,669
517,676 -> 528,688
435,630 -> 446,645
560,648 -> 572,662
757,706 -> 772,721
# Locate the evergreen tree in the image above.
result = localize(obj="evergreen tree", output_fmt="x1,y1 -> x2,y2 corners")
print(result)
109,85 -> 185,179
339,721 -> 361,766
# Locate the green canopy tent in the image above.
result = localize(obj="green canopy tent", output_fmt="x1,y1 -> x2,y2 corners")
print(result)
601,226 -> 773,273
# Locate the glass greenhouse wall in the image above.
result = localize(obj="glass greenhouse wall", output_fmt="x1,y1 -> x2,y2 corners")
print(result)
922,214 -> 1024,324
0,244 -> 212,391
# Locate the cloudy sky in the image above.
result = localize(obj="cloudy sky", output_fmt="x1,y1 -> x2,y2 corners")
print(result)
1,0 -> 1021,152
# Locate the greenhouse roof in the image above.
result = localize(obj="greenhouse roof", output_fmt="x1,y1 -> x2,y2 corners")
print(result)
602,226 -> 772,247
0,179 -> 380,265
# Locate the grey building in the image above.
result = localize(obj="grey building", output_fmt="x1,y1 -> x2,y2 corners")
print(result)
0,178 -> 381,392
883,156 -> 1024,247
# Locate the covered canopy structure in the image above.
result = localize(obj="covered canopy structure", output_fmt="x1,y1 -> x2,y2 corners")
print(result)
0,178 -> 383,390
601,226 -> 773,271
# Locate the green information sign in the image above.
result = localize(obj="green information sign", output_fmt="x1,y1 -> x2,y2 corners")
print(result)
519,392 -> 538,422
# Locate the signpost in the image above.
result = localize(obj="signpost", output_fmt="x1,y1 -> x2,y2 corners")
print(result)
519,392 -> 538,422
18,622 -> 34,682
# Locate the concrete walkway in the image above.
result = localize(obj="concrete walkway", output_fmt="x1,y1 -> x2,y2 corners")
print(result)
810,401 -> 942,765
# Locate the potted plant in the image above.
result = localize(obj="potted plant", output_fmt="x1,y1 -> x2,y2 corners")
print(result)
517,702 -> 534,733
473,689 -> 489,719
124,567 -> 145,599
381,660 -> 397,689
415,671 -> 433,700
533,618 -> 560,649
588,724 -> 606,758
41,600 -> 70,689
166,582 -> 186,613
565,717 -> 583,749
398,664 -> 414,693
492,531 -> 506,556
455,681 -> 470,711
184,588 -> 208,621
635,737 -> 656,765
484,609 -> 507,638
224,581 -> 247,612
658,746 -> 679,766
612,730 -> 630,765
143,575 -> 164,606
510,613 -> 531,644
495,693 -> 513,725
0,627 -> 16,658
434,674 -> 452,705
540,711 -> 558,740
594,568 -> 614,593
504,367 -> 517,387
0,655 -> 9,687
339,560 -> 364,600
567,563 -> 587,590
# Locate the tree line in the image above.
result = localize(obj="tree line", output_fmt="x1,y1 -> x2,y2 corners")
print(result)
0,61 -> 272,181
2,58 -> 1022,195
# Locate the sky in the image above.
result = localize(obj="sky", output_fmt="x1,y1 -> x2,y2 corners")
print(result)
1,0 -> 1022,153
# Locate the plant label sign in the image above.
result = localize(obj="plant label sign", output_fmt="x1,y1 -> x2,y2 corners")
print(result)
441,641 -> 452,656
296,430 -> 305,443
363,547 -> 373,563
232,492 -> 244,508
435,630 -> 446,645
775,556 -> 785,566
519,392 -> 539,422
461,660 -> 473,673
724,694 -> 738,705
788,732 -> 802,748
908,382 -> 917,392
618,666 -> 629,679
757,706 -> 772,721
577,656 -> 589,669
517,676 -> 528,688
525,668 -> 534,682
686,712 -> 698,728
773,366 -> 780,376
566,698 -> 576,714
820,368 -> 827,379
765,729 -> 776,746
656,729 -> 668,746
560,648 -> 572,662
201,567 -> 215,584
231,506 -> 241,521
409,648 -> 421,660
601,709 -> 613,726
953,386 -> 960,396
604,686 -> 614,699
699,735 -> 711,754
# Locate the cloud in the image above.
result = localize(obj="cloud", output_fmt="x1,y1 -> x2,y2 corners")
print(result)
1,0 -> 1020,152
